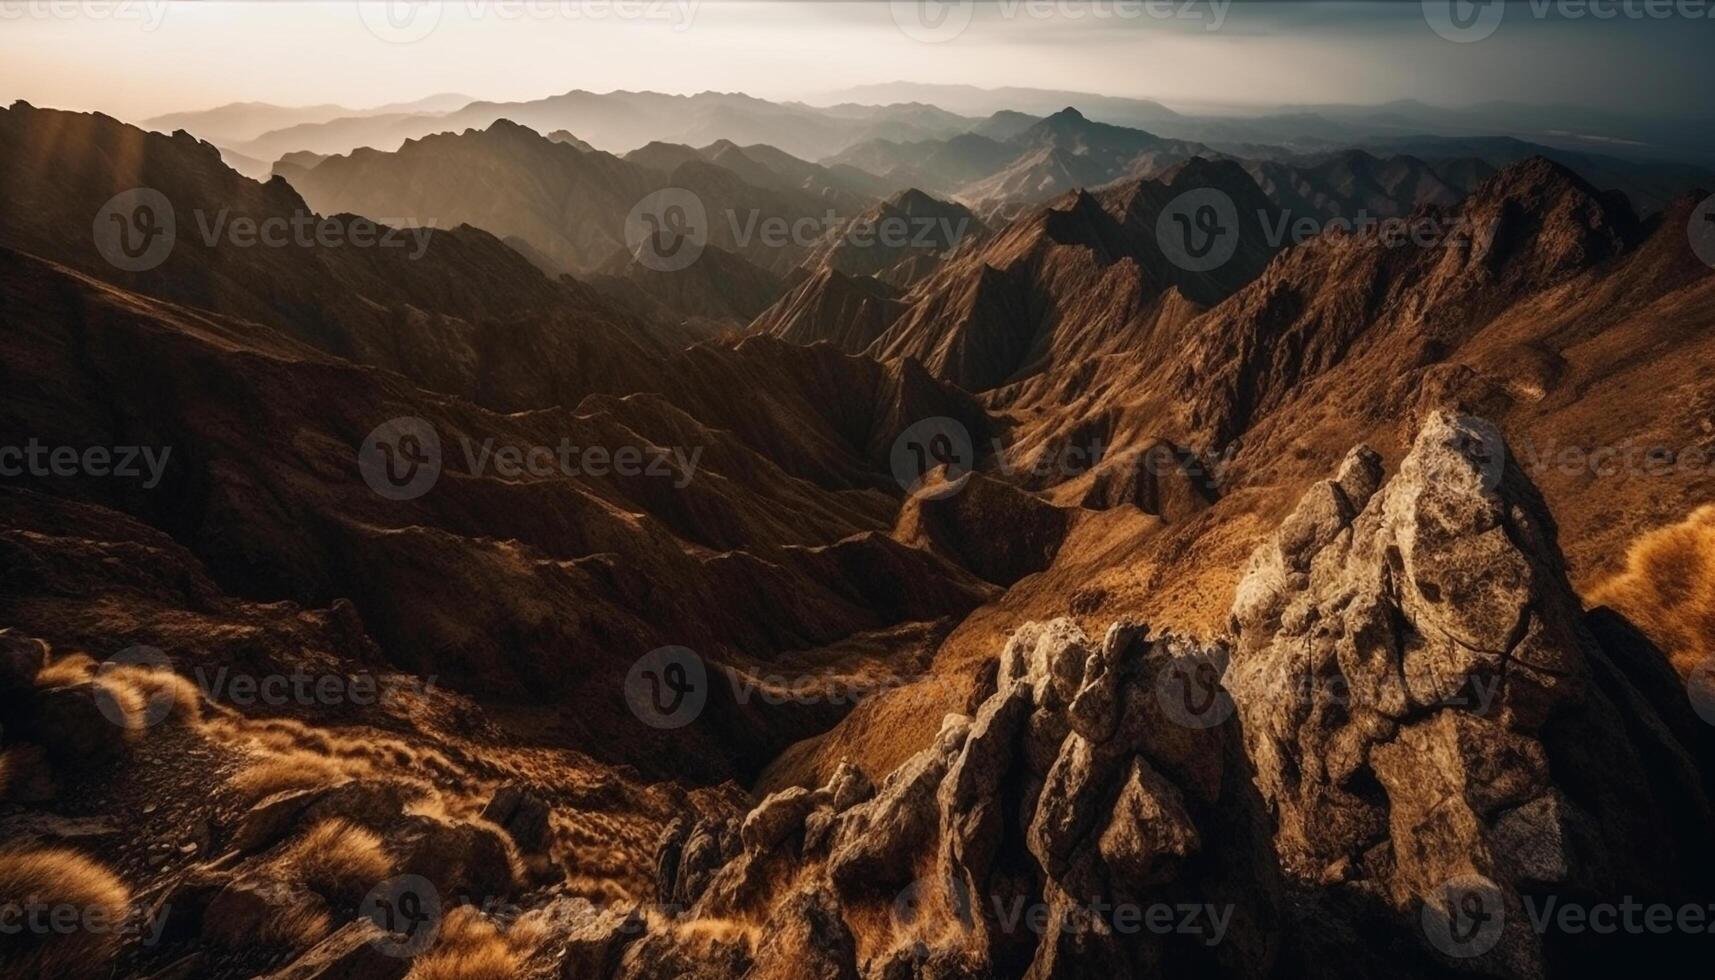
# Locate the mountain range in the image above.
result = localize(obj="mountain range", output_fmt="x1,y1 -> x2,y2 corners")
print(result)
2,85 -> 1713,980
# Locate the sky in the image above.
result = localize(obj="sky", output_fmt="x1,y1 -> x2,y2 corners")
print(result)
2,1 -> 1712,123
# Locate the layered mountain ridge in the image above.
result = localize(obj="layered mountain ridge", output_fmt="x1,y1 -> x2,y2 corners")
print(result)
2,88 -> 1712,980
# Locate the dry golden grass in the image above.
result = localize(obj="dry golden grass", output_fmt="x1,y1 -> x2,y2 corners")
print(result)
501,908 -> 559,954
257,901 -> 332,949
33,653 -> 96,688
674,916 -> 759,948
30,652 -> 203,746
1590,505 -> 1715,677
228,750 -> 353,803
404,906 -> 522,980
89,675 -> 146,735
0,848 -> 130,980
274,819 -> 394,904
102,664 -> 204,727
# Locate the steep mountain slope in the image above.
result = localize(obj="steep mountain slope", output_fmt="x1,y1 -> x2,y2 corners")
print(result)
0,102 -> 716,407
279,120 -> 871,279
779,156 -> 1713,809
866,158 -> 1283,395
280,119 -> 659,274
0,247 -> 998,785
964,108 -> 1215,205
828,108 -> 1214,211
591,242 -> 788,327
637,412 -> 1715,980
796,188 -> 987,286
825,132 -> 1022,197
751,269 -> 906,354
1239,149 -> 1482,227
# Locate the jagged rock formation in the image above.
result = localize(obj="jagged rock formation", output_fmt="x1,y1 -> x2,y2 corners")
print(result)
617,411 -> 1714,980
631,619 -> 1282,979
1227,410 -> 1715,977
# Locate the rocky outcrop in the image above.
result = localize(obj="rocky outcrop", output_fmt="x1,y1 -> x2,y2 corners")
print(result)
613,411 -> 1714,980
629,619 -> 1281,980
1227,410 -> 1715,977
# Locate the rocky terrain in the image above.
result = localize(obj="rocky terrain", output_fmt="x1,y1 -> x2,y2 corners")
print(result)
601,411 -> 1715,980
2,82 -> 1713,980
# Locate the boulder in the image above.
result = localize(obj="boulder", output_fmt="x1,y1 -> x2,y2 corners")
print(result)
1227,410 -> 1715,977
263,920 -> 411,980
551,898 -> 645,980
739,786 -> 823,854
480,784 -> 553,854
391,816 -> 519,901
28,681 -> 134,759
653,815 -> 735,912
748,885 -> 857,980
0,629 -> 47,695
233,780 -> 413,854
203,877 -> 331,949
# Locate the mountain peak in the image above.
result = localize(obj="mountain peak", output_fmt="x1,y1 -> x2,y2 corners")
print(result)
482,117 -> 541,138
886,187 -> 941,212
1052,106 -> 1085,121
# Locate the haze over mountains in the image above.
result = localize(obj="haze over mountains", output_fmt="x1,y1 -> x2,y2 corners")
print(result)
146,87 -> 1714,225
2,63 -> 1714,980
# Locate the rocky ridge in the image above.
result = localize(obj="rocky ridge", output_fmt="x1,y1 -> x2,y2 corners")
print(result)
604,411 -> 1715,979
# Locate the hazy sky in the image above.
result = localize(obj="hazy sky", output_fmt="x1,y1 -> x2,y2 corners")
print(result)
3,1 -> 1712,122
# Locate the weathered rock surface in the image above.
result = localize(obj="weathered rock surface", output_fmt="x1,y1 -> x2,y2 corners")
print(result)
626,618 -> 1281,980
549,898 -> 646,980
607,411 -> 1715,980
1227,410 -> 1715,977
261,921 -> 410,980
481,783 -> 554,854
